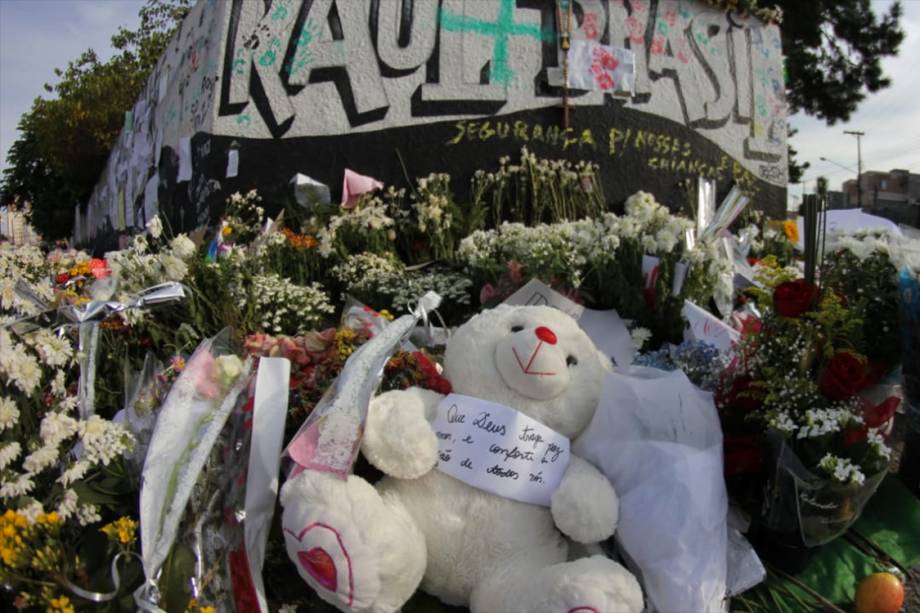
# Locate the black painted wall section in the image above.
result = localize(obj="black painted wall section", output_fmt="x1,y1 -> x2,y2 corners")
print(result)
141,102 -> 785,247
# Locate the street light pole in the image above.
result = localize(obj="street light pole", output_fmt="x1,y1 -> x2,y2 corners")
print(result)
844,130 -> 864,208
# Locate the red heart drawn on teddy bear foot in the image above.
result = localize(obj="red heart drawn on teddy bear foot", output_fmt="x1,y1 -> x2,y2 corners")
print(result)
298,547 -> 338,592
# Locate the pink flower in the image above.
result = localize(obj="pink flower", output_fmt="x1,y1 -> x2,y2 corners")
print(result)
480,284 -> 497,305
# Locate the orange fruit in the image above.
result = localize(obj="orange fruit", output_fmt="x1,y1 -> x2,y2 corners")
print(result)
854,572 -> 905,613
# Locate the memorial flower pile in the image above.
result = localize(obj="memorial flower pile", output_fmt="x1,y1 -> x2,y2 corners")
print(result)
2,142 -> 914,611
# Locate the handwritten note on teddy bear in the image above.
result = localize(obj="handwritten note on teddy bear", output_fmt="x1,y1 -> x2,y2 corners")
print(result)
431,394 -> 570,507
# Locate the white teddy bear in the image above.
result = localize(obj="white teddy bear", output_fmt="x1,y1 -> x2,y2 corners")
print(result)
281,305 -> 644,613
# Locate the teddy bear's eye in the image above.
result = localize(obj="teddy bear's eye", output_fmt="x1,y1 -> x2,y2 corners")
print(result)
566,355 -> 578,367
510,325 -> 524,333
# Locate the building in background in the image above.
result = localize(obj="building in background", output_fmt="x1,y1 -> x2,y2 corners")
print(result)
825,190 -> 848,210
842,168 -> 920,227
0,204 -> 40,245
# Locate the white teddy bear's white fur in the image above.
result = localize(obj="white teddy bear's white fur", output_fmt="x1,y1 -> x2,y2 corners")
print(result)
281,305 -> 643,613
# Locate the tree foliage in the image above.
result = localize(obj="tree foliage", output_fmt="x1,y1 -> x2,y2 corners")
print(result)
780,0 -> 905,124
0,0 -> 190,240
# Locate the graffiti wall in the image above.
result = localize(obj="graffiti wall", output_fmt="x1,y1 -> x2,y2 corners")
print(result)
78,0 -> 788,246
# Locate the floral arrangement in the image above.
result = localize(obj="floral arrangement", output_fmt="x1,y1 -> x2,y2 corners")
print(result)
718,259 -> 895,490
458,190 -> 732,342
633,340 -> 727,391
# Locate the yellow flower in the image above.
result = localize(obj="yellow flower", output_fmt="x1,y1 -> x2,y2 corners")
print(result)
185,598 -> 216,613
783,219 -> 799,243
47,595 -> 75,613
37,512 -> 61,526
221,225 -> 233,238
68,262 -> 91,278
378,309 -> 394,321
100,517 -> 138,546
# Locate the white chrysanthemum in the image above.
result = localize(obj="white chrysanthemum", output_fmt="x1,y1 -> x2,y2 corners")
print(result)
23,445 -> 59,474
0,396 -> 19,431
59,460 -> 90,487
40,412 -> 79,448
0,473 -> 35,499
28,329 -> 73,368
0,441 -> 21,469
170,234 -> 196,260
160,254 -> 189,282
147,215 -> 163,239
51,370 -> 67,397
9,354 -> 42,396
56,488 -> 79,520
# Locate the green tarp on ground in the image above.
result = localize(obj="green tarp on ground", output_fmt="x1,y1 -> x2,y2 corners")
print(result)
734,476 -> 920,612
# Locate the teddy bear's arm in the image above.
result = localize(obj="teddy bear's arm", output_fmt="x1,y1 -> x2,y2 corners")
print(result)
550,455 -> 620,544
361,387 -> 443,480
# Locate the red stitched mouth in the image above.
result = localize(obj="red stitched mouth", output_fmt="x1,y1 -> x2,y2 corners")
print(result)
512,342 -> 556,377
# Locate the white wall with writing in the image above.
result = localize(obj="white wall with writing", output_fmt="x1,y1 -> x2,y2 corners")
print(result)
79,0 -> 787,243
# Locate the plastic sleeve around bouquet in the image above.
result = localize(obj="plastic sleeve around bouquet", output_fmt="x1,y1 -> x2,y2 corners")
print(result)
137,329 -> 252,610
114,352 -> 164,471
285,292 -> 442,478
179,357 -> 291,613
762,431 -> 886,548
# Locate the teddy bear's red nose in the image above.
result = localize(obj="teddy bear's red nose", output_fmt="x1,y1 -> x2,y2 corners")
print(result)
534,326 -> 557,345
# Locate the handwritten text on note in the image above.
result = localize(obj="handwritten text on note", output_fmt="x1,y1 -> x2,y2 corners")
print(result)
431,394 -> 570,506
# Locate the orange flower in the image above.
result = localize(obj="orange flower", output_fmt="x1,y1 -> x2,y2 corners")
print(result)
782,219 -> 799,243
282,228 -> 318,250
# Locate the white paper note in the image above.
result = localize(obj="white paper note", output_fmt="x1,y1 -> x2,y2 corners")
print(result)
504,279 -> 635,367
177,136 -> 192,183
143,174 -> 158,227
567,41 -> 635,94
431,394 -> 570,507
226,149 -> 239,178
682,301 -> 740,354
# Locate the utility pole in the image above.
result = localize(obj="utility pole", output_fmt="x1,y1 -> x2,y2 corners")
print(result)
844,130 -> 865,208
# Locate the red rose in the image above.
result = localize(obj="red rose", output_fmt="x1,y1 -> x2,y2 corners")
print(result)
773,279 -> 818,317
819,352 -> 867,400
55,273 -> 70,285
716,375 -> 763,414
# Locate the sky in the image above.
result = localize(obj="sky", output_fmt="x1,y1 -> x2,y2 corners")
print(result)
789,0 -> 920,204
0,0 -> 918,199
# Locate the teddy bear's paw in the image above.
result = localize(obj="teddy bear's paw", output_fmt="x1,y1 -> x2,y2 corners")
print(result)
551,457 -> 619,544
281,471 -> 426,613
363,388 -> 441,479
514,556 -> 644,613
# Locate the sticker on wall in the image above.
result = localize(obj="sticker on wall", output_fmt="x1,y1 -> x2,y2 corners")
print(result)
177,136 -> 192,183
226,149 -> 239,179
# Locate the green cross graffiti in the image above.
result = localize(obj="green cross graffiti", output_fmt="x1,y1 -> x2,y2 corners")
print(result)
440,0 -> 554,85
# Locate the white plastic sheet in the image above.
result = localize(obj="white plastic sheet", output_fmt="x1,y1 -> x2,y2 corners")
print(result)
574,367 -> 729,613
